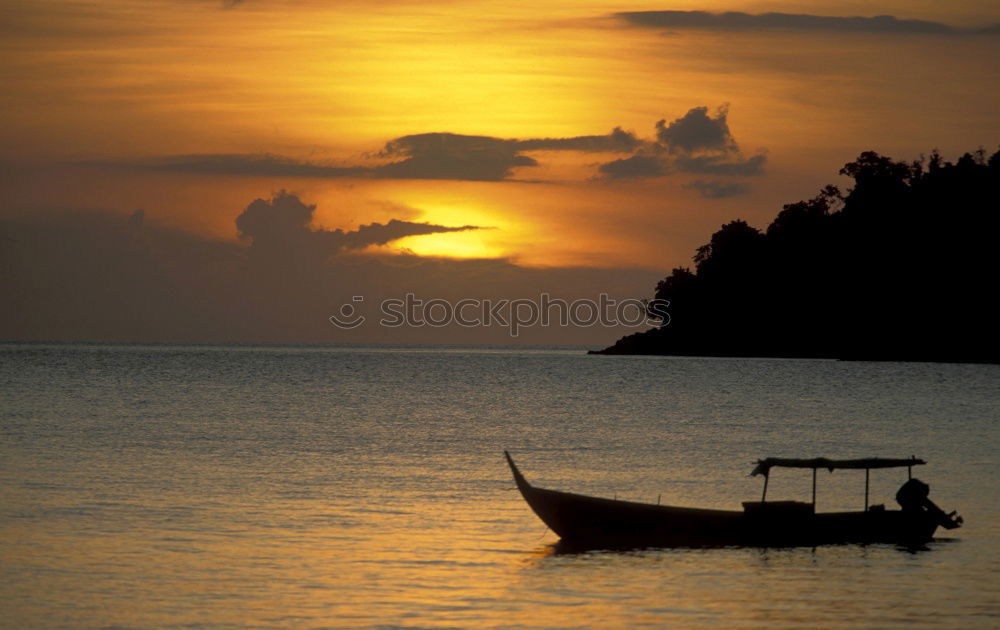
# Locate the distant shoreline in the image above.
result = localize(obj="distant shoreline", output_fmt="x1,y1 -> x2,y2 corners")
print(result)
4,339 -> 997,364
587,328 -> 1000,365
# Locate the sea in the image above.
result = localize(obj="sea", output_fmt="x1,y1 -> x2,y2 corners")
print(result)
1,343 -> 998,628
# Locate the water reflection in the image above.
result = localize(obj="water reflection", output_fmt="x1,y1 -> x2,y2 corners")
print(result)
533,539 -> 946,561
1,345 -> 996,627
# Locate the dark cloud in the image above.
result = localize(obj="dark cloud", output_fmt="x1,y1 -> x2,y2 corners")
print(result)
597,153 -> 667,178
100,111 -> 759,185
236,191 -> 315,245
342,218 -> 483,249
104,127 -> 642,183
0,206 -> 657,345
373,128 -> 641,180
656,106 -> 735,153
104,146 -> 529,182
596,105 -> 766,188
129,154 -> 366,178
517,127 -> 642,152
235,191 -> 481,264
675,152 -> 767,176
615,11 -> 996,35
684,179 -> 751,198
374,133 -> 537,181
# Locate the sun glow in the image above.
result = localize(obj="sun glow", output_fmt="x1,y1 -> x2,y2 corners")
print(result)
392,230 -> 506,259
375,198 -> 519,260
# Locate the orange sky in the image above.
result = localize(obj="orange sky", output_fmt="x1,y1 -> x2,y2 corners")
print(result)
2,0 -> 998,342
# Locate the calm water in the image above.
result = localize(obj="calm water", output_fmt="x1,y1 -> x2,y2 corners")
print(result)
1,343 -> 998,628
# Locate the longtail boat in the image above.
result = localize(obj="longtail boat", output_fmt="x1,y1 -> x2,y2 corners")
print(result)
504,451 -> 961,549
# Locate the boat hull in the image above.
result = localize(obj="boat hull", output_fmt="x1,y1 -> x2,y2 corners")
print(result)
506,453 -> 941,549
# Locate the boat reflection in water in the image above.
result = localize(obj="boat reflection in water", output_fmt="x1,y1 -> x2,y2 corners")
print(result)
505,451 -> 962,551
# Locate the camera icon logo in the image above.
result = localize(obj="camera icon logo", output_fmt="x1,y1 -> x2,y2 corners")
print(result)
329,296 -> 366,329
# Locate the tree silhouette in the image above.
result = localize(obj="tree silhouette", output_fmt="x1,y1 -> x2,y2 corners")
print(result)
593,146 -> 1000,362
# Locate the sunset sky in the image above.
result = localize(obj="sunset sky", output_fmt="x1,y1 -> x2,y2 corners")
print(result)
3,0 -> 998,344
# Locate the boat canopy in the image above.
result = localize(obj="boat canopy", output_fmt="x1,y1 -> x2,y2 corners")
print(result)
751,457 -> 925,477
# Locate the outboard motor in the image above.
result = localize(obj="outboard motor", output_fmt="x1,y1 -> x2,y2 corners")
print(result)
896,478 -> 963,529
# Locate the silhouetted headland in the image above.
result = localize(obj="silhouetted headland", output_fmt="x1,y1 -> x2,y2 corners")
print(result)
592,148 -> 1000,363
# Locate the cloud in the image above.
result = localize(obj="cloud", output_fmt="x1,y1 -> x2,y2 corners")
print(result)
342,218 -> 483,248
675,152 -> 767,176
596,105 -> 766,188
684,179 -> 751,198
374,133 -> 536,181
104,127 -> 643,183
615,11 -> 997,35
373,128 -> 642,180
99,110 -> 759,186
656,106 -> 735,153
0,205 -> 658,345
597,153 -> 667,178
107,139 -> 531,183
517,127 -> 642,152
129,154 -> 367,178
235,191 -> 482,264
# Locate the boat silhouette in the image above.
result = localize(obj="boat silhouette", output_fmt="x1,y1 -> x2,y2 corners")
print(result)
505,451 -> 962,549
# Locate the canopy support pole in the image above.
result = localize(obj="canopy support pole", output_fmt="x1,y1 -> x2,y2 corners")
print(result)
864,468 -> 870,512
812,468 -> 817,508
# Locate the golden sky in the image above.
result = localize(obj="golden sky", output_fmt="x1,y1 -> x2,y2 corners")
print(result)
2,0 -> 998,341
